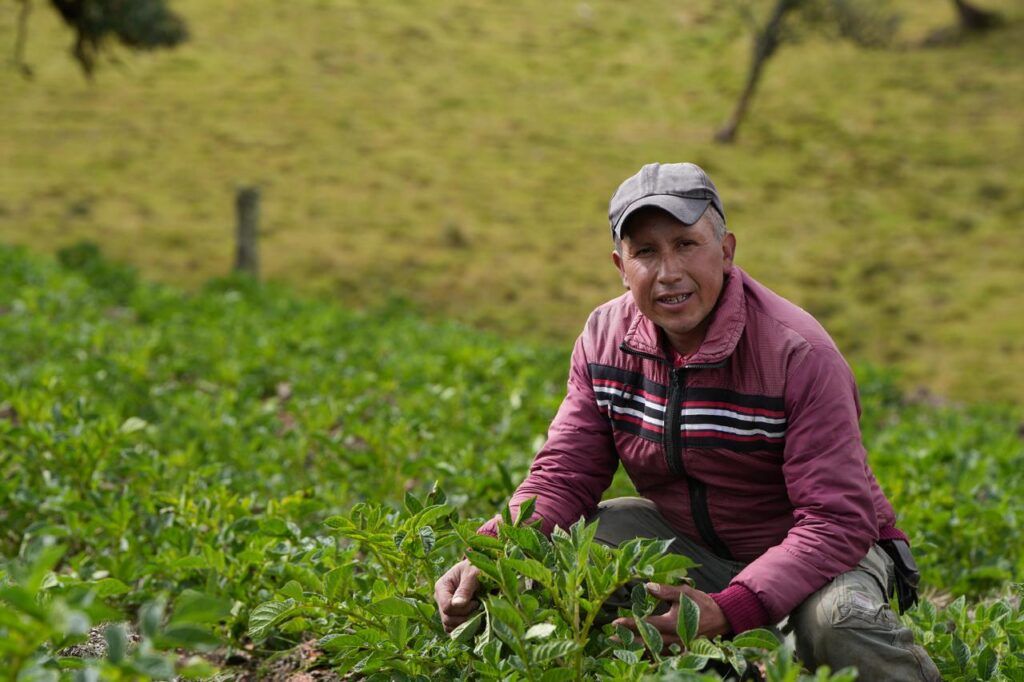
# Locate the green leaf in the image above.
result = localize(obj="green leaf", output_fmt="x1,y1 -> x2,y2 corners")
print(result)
613,648 -> 640,664
976,644 -> 997,679
0,585 -> 47,621
170,590 -> 232,625
486,597 -> 524,637
676,593 -> 700,647
468,553 -> 500,580
525,623 -> 557,640
156,623 -> 221,648
539,668 -> 576,682
404,490 -> 424,514
515,497 -> 537,526
131,653 -> 176,678
247,599 -> 296,640
259,517 -> 292,537
279,580 -> 304,601
120,416 -> 149,433
324,566 -> 351,600
419,526 -> 436,554
92,577 -> 131,598
386,615 -> 409,649
450,612 -> 483,645
531,639 -> 579,663
688,637 -> 726,660
369,596 -> 420,618
501,558 -> 552,588
140,598 -> 166,639
637,617 -> 663,659
731,627 -> 780,651
953,634 -> 970,671
105,623 -> 128,663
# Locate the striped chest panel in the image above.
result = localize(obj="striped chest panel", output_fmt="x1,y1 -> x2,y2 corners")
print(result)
589,363 -> 786,454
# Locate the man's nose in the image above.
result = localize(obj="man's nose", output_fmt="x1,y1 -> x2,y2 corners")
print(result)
657,255 -> 684,283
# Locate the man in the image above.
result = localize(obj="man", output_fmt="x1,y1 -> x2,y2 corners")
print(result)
434,162 -> 939,679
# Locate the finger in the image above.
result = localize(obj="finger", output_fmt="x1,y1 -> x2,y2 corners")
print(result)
645,582 -> 683,601
612,617 -> 638,632
444,598 -> 479,618
442,614 -> 467,633
645,612 -> 680,633
451,573 -> 479,607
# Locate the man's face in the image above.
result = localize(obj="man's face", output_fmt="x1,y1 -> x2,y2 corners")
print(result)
612,207 -> 736,356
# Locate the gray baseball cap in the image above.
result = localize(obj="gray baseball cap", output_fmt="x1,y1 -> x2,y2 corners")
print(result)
608,162 -> 726,240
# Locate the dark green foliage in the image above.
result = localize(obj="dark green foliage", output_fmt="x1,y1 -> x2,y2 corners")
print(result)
0,245 -> 1022,678
49,0 -> 188,76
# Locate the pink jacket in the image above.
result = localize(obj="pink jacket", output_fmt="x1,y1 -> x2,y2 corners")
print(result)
479,266 -> 905,632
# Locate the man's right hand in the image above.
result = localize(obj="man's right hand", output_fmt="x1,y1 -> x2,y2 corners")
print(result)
434,558 -> 481,632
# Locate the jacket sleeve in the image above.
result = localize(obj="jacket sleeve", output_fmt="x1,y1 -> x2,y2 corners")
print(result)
478,331 -> 619,537
711,345 -> 878,628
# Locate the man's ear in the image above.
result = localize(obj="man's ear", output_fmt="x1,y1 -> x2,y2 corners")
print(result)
611,249 -> 629,289
721,233 -> 737,273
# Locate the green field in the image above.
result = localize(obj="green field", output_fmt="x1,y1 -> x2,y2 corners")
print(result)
1,0 -> 1022,402
1,246 -> 1023,679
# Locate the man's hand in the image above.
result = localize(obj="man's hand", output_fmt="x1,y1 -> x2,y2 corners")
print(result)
434,558 -> 481,633
613,582 -> 731,648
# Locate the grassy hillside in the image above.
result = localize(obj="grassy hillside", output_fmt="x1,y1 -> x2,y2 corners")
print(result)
1,0 -> 1022,402
1,246 -> 1022,678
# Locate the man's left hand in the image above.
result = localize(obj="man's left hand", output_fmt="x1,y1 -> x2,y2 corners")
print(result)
612,583 -> 731,648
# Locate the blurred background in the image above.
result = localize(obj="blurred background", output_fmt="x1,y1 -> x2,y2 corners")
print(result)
1,0 -> 1021,402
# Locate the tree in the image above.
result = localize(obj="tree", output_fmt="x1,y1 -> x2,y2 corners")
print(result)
11,0 -> 188,78
715,0 -> 899,144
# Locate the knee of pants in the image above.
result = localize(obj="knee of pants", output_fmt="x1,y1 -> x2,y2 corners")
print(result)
590,497 -> 662,548
788,572 -> 939,681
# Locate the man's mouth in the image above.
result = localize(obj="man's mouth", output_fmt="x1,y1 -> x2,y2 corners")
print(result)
657,293 -> 692,305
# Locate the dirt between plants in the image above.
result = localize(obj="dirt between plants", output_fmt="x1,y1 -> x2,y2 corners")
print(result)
60,627 -> 343,681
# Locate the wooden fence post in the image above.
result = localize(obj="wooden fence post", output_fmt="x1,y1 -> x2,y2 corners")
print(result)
234,187 -> 260,277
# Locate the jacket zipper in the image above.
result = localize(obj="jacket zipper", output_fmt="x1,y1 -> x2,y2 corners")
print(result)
673,364 -> 734,560
620,342 -> 733,558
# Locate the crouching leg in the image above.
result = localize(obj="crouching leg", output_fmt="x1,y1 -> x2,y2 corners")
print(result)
787,545 -> 940,681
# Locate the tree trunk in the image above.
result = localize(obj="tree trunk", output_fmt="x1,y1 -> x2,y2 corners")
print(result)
715,0 -> 801,144
952,0 -> 1001,32
13,0 -> 33,77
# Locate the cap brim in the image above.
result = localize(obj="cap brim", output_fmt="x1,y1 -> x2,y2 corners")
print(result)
613,195 -> 711,239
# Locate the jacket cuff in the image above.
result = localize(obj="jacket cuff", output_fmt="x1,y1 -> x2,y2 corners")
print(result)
476,515 -> 501,538
879,525 -> 909,543
710,583 -> 771,635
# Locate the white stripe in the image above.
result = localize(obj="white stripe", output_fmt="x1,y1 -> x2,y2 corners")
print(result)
680,408 -> 786,425
593,386 -> 666,412
596,399 -> 665,428
682,423 -> 786,438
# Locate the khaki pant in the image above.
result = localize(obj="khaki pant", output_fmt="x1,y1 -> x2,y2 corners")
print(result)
591,497 -> 940,681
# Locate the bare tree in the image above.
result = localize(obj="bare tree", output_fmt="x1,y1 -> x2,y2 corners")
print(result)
716,0 -> 800,144
715,0 -> 899,144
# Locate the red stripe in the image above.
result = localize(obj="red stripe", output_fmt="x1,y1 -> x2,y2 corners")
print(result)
593,379 -> 667,405
682,401 -> 785,418
684,429 -> 784,443
613,412 -> 665,433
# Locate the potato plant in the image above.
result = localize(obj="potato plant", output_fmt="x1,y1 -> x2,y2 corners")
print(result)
1,244 -> 1022,679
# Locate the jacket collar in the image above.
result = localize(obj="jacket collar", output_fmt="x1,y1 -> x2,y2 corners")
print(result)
620,265 -> 748,367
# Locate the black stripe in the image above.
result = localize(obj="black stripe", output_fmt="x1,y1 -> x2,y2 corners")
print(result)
595,389 -> 668,423
684,387 -> 785,412
589,364 -> 668,400
607,416 -> 662,443
685,435 -> 785,454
